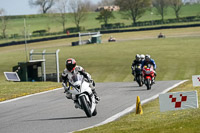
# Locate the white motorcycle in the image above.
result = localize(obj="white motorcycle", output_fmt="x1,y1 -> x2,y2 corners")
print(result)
62,73 -> 97,117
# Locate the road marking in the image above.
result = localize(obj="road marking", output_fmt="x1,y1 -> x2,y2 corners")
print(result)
0,88 -> 63,105
75,80 -> 188,132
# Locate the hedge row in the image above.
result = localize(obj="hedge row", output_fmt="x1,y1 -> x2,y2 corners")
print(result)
6,14 -> 50,19
100,15 -> 200,29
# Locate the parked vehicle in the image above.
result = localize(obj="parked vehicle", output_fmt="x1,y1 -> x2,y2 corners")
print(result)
158,32 -> 165,38
108,36 -> 116,42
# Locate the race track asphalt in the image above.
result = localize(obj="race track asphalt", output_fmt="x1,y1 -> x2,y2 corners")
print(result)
0,80 -> 184,133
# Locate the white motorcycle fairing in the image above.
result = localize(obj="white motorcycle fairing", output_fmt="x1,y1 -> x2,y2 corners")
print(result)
64,73 -> 97,117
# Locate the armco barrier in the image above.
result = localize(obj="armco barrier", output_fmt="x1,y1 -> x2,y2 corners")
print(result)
0,34 -> 79,47
1,23 -> 200,47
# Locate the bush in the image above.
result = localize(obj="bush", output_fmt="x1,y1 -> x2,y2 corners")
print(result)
66,27 -> 78,33
101,23 -> 125,29
10,34 -> 20,38
32,30 -> 47,35
66,26 -> 86,33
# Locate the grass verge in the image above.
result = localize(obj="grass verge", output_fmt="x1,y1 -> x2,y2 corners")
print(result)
0,81 -> 61,102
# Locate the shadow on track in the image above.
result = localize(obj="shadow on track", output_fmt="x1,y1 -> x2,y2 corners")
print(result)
27,116 -> 87,121
120,85 -> 147,91
126,89 -> 147,92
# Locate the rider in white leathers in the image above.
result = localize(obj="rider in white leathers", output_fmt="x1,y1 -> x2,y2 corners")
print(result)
62,58 -> 100,102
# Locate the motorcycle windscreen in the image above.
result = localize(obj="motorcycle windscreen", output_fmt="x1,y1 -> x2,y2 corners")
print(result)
71,74 -> 83,84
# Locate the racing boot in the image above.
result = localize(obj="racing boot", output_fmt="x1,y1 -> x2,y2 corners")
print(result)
153,72 -> 156,84
65,91 -> 72,99
89,80 -> 100,101
92,89 -> 100,102
74,100 -> 81,109
152,77 -> 155,84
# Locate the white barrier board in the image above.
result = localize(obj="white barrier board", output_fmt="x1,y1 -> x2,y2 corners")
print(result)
192,75 -> 200,87
159,91 -> 198,112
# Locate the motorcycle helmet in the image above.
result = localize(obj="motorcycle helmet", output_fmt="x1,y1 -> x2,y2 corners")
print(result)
66,58 -> 76,72
145,54 -> 151,61
135,54 -> 140,61
140,54 -> 145,60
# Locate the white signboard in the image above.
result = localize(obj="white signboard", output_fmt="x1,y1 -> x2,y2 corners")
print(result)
192,75 -> 200,87
159,91 -> 198,112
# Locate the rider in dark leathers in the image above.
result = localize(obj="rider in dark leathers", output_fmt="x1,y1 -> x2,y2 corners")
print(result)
131,54 -> 142,81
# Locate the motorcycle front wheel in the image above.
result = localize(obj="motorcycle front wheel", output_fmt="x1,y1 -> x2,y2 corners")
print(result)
138,75 -> 143,87
80,95 -> 92,117
146,78 -> 151,90
92,107 -> 97,116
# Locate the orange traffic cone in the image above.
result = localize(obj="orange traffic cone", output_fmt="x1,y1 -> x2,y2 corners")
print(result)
136,96 -> 143,114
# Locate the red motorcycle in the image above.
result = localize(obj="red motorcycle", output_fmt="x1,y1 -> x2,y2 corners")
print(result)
142,64 -> 155,90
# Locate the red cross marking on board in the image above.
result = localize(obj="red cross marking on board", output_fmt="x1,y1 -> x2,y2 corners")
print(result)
198,77 -> 200,82
169,94 -> 187,108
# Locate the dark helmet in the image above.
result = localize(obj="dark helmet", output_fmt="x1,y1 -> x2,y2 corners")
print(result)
66,58 -> 76,72
145,54 -> 151,61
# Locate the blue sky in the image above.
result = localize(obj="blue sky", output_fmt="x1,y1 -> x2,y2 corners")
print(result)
0,0 -> 101,16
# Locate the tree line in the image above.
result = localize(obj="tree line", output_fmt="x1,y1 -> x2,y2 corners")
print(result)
0,0 -> 200,39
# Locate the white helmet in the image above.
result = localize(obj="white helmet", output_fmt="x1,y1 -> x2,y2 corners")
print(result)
140,54 -> 145,60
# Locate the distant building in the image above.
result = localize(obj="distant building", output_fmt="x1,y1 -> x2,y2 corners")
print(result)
182,0 -> 199,4
95,5 -> 120,12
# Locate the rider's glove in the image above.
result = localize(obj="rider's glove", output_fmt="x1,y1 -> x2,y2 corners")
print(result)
62,82 -> 66,88
62,82 -> 70,93
85,76 -> 92,82
64,86 -> 70,93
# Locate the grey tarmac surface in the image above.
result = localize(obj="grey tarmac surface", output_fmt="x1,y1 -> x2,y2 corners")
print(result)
0,80 -> 183,133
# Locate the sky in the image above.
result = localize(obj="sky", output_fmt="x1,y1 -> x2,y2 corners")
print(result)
0,0 -> 101,16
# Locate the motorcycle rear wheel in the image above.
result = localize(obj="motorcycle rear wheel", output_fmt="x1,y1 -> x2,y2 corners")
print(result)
80,95 -> 92,117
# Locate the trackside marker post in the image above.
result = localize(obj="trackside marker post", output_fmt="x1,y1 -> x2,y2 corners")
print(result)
136,96 -> 143,114
192,75 -> 200,86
